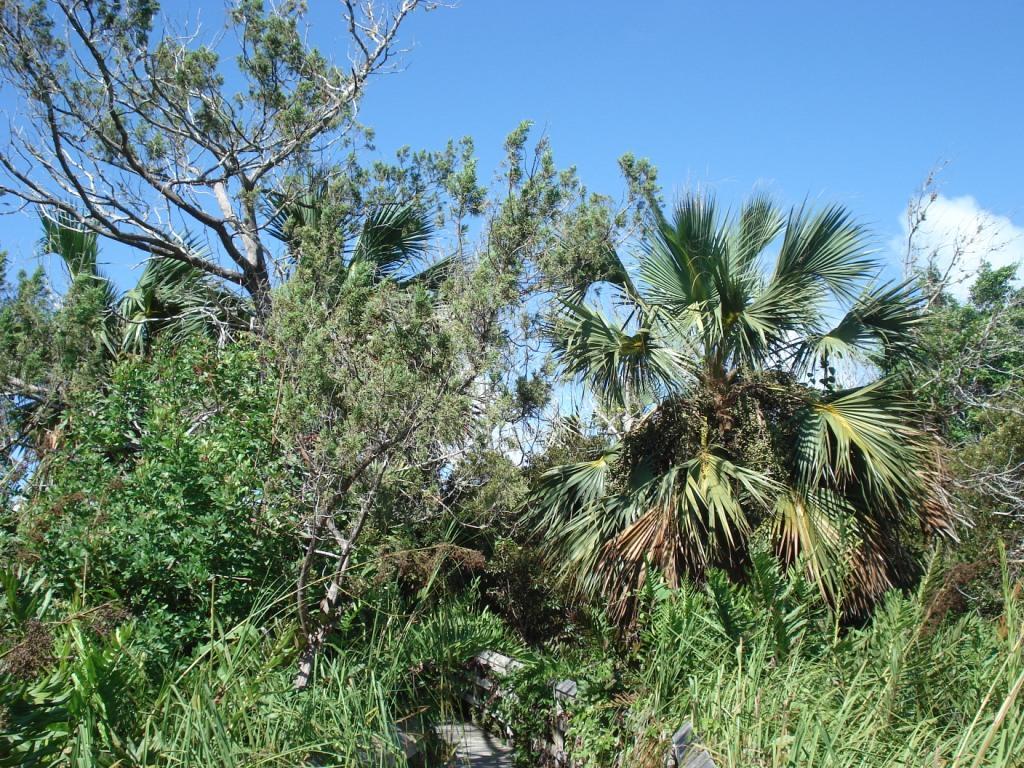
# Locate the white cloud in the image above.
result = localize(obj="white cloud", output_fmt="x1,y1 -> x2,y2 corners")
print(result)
895,194 -> 1024,300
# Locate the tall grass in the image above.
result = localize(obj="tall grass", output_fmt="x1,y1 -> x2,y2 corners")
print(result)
1,571 -> 513,767
134,585 -> 513,766
555,552 -> 1024,767
5,555 -> 1021,767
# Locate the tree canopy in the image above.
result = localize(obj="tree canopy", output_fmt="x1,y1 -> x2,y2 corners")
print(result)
0,0 -> 429,316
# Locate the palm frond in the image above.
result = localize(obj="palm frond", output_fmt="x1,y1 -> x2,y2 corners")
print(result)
771,204 -> 876,302
531,447 -> 629,596
733,205 -> 874,365
39,212 -> 120,356
352,203 -> 435,279
593,244 -> 638,297
786,384 -> 957,613
713,196 -> 784,342
731,194 -> 785,270
772,487 -> 849,599
557,243 -> 639,306
638,196 -> 723,321
604,474 -> 690,612
547,301 -> 688,407
120,252 -> 251,354
797,281 -> 923,371
680,450 -> 776,548
40,211 -> 100,278
265,175 -> 329,245
395,254 -> 455,290
612,452 -> 773,573
737,255 -> 832,356
794,380 -> 922,506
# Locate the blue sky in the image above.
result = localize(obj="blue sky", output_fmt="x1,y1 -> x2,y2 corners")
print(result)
4,0 -> 1023,289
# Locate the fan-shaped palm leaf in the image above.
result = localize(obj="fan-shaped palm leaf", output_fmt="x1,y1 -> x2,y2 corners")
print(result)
638,196 -> 722,322
39,212 -> 120,356
265,175 -> 330,246
267,177 -> 449,289
41,211 -> 100,279
796,281 -> 923,372
119,253 -> 251,354
547,301 -> 689,407
730,194 -> 785,270
794,381 -> 921,503
351,203 -> 435,279
531,448 -> 627,594
772,487 -> 848,598
772,204 -> 876,301
609,452 -> 775,574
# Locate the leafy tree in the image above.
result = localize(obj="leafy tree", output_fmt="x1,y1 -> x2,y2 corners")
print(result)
1,214 -> 251,485
915,263 -> 1024,443
0,0 -> 429,318
41,212 -> 250,356
8,339 -> 293,659
271,225 -> 491,687
911,262 -> 1024,593
267,187 -> 453,289
0,252 -> 111,471
532,195 -> 957,620
271,124 -> 659,685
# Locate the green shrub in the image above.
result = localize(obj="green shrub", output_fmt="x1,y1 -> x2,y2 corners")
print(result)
0,567 -> 146,767
12,340 -> 296,660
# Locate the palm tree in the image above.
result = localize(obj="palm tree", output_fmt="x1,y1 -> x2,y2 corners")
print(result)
532,194 -> 957,620
42,188 -> 448,359
42,212 -> 249,356
117,250 -> 251,354
344,202 -> 451,288
266,179 -> 452,288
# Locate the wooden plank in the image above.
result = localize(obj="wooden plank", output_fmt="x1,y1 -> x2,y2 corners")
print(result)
667,722 -> 716,768
437,722 -> 515,767
474,650 -> 524,676
553,679 -> 578,701
467,651 -> 716,767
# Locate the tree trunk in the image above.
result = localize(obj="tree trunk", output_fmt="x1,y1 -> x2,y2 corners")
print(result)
292,460 -> 387,689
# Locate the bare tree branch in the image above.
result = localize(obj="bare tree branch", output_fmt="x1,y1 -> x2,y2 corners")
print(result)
0,0 -> 428,319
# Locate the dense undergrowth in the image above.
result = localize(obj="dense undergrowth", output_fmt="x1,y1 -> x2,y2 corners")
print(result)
2,549 -> 1021,766
495,553 -> 1024,767
0,568 -> 514,767
3,258 -> 1023,766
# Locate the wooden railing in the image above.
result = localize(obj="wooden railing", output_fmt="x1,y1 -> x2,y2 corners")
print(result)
465,650 -> 716,767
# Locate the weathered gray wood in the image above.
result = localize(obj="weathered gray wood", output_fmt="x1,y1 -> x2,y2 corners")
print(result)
553,679 -> 578,701
437,722 -> 515,767
468,650 -> 716,768
475,650 -> 523,676
666,722 -> 716,768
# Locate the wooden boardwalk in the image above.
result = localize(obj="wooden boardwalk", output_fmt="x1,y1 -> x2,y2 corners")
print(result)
434,718 -> 714,767
437,722 -> 515,767
444,650 -> 716,767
